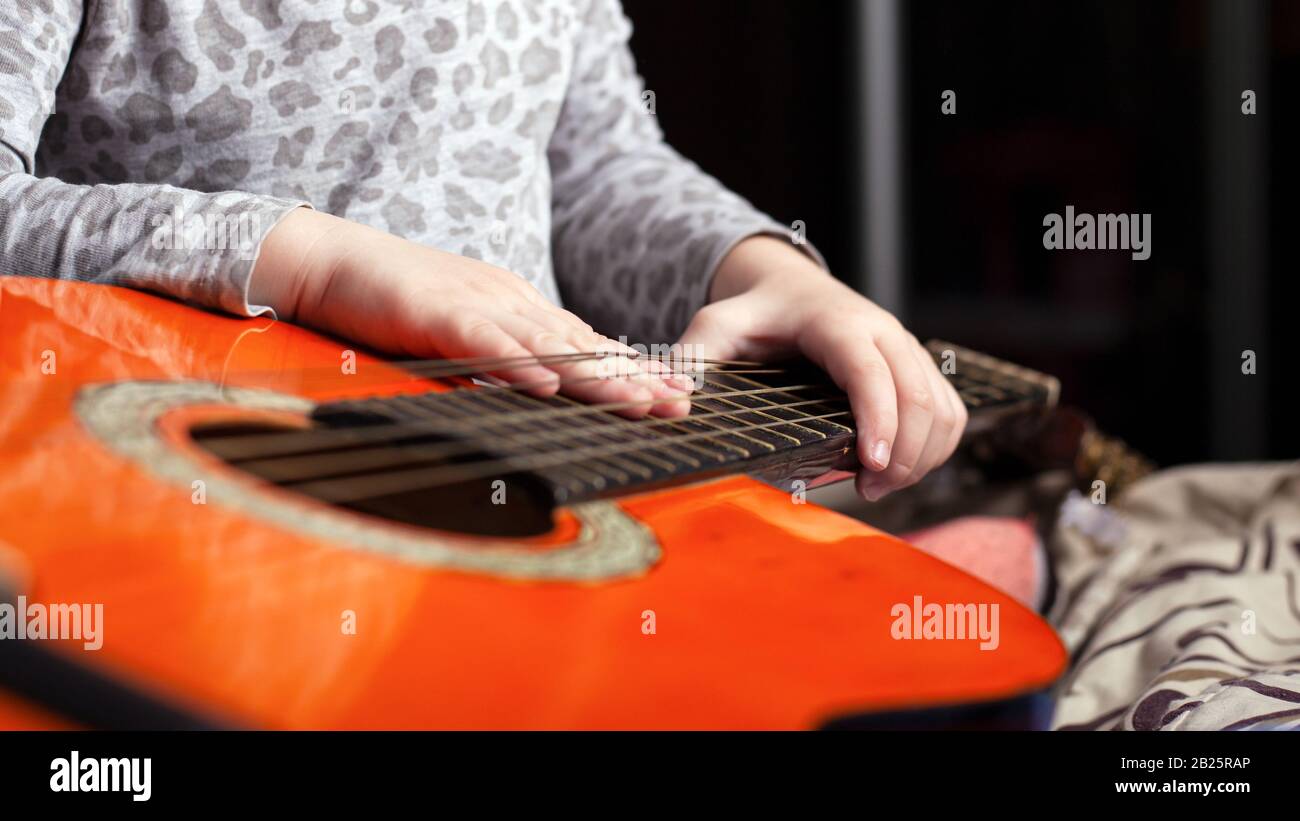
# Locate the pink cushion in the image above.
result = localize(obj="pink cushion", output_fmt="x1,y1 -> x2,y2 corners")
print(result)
900,517 -> 1045,609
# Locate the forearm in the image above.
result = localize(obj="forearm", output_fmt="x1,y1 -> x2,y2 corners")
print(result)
709,235 -> 840,303
546,0 -> 797,342
0,3 -> 310,318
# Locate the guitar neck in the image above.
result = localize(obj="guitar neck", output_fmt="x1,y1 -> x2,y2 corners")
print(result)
296,341 -> 1060,506
924,340 -> 1060,434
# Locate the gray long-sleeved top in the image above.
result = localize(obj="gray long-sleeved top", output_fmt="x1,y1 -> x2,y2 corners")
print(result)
0,0 -> 792,342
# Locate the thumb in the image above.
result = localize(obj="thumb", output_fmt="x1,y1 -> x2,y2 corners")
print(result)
676,301 -> 759,391
676,302 -> 746,367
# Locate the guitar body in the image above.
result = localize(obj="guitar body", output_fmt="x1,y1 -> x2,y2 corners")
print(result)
0,277 -> 1065,729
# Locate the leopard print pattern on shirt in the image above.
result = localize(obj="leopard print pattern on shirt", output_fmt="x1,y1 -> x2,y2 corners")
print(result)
0,0 -> 796,341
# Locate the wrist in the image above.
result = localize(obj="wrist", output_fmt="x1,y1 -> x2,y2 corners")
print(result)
249,207 -> 352,321
710,234 -> 832,303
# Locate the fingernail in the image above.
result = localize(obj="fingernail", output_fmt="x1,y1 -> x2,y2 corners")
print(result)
652,370 -> 691,395
666,372 -> 696,392
869,439 -> 891,470
859,480 -> 885,503
653,397 -> 692,417
656,381 -> 689,398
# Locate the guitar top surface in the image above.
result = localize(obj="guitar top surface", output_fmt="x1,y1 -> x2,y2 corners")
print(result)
0,277 -> 1066,729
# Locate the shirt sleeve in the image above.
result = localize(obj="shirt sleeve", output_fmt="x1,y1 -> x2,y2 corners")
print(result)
547,0 -> 825,344
0,2 -> 308,317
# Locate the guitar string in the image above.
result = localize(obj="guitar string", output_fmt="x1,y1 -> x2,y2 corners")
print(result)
200,350 -> 1001,493
204,379 -> 844,460
274,366 -> 1020,500
215,350 -> 767,380
202,364 -> 803,457
195,348 -> 878,497
209,379 -> 847,467
398,350 -> 768,378
200,345 -> 848,460
431,368 -> 810,478
232,396 -> 850,484
285,410 -> 853,504
195,347 -> 1012,504
457,367 -> 789,399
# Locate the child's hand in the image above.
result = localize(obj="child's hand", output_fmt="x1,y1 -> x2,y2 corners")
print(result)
251,209 -> 691,418
678,236 -> 967,501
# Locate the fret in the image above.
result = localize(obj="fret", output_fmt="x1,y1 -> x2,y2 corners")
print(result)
548,394 -> 727,471
706,373 -> 853,437
694,386 -> 803,446
643,421 -> 729,466
590,400 -> 730,467
651,424 -> 732,466
674,405 -> 771,456
652,416 -> 751,464
681,381 -> 780,453
691,397 -> 794,451
698,375 -> 830,444
661,413 -> 756,460
572,394 -> 745,467
925,339 -> 1060,412
543,393 -> 694,474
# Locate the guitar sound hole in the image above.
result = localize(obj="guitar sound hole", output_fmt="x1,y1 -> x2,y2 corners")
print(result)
190,421 -> 558,539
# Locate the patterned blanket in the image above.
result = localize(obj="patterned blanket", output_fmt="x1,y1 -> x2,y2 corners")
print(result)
1049,461 -> 1300,730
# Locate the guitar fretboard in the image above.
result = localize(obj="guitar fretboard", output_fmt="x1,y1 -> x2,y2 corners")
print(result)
304,341 -> 1058,505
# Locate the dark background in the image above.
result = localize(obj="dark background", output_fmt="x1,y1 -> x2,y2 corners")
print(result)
623,0 -> 1295,467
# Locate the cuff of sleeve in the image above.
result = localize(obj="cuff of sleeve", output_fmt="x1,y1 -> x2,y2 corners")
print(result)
110,192 -> 315,319
237,201 -> 316,319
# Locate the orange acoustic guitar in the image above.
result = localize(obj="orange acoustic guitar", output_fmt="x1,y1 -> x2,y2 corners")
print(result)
0,276 -> 1066,730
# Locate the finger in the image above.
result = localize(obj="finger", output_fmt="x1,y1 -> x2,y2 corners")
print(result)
676,304 -> 742,371
490,267 -> 553,304
631,354 -> 693,416
862,339 -> 965,496
947,373 -> 969,455
523,308 -> 619,373
642,355 -> 695,392
514,300 -> 597,340
524,311 -> 661,390
860,331 -> 935,499
855,467 -> 886,502
493,313 -> 662,418
896,343 -> 960,488
430,311 -> 562,394
556,307 -> 596,335
927,341 -> 968,471
588,333 -> 692,417
797,323 -> 898,474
